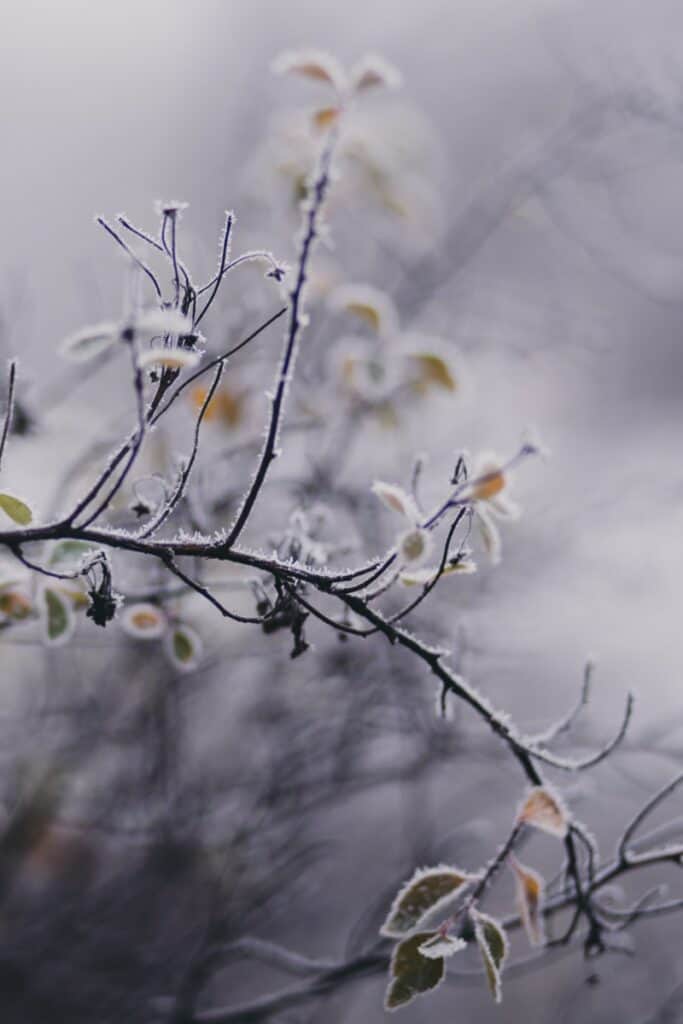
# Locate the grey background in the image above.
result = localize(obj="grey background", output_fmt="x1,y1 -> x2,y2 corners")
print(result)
1,1 -> 683,1020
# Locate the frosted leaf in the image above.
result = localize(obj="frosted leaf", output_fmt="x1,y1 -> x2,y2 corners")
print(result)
351,53 -> 402,92
471,908 -> 509,1003
510,856 -> 546,947
0,493 -> 33,526
384,931 -> 444,1012
476,506 -> 501,565
399,559 -> 477,586
488,493 -> 521,521
0,589 -> 32,620
133,308 -> 193,339
371,481 -> 417,519
418,932 -> 467,959
468,452 -> 522,519
328,284 -> 399,336
120,602 -> 167,640
59,321 -> 118,362
381,866 -> 472,937
408,352 -> 458,392
271,49 -> 347,91
471,467 -> 506,502
137,348 -> 201,371
42,587 -> 74,646
517,786 -> 569,839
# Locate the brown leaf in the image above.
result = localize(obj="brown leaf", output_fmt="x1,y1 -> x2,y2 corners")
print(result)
510,856 -> 545,947
517,786 -> 569,839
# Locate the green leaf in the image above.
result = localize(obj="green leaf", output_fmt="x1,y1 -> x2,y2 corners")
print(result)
0,493 -> 32,526
384,932 -> 444,1012
471,909 -> 509,1003
165,624 -> 202,672
380,866 -> 472,938
43,587 -> 74,646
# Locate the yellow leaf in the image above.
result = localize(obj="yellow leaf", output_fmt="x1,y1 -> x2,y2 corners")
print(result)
0,590 -> 32,620
190,385 -> 220,422
120,602 -> 167,640
329,284 -> 398,336
412,353 -> 457,392
471,470 -> 506,501
350,302 -> 383,332
218,388 -> 247,428
0,493 -> 33,526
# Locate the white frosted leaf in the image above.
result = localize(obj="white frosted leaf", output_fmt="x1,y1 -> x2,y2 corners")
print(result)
476,506 -> 502,565
418,933 -> 467,959
133,308 -> 193,338
137,347 -> 200,371
371,481 -> 416,519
